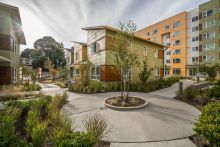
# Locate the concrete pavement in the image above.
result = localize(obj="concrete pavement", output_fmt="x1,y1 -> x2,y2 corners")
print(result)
41,80 -> 199,147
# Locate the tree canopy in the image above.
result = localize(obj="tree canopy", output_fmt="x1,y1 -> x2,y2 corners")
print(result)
21,36 -> 66,69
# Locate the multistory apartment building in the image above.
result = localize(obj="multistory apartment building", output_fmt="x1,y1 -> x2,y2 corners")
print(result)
187,9 -> 200,76
135,12 -> 188,77
0,2 -> 26,84
72,41 -> 87,79
199,0 -> 220,64
65,48 -> 74,78
81,26 -> 166,84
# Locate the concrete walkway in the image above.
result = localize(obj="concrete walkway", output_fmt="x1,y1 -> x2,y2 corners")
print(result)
41,80 -> 199,147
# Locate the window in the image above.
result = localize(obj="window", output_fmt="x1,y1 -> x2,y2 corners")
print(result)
164,25 -> 169,30
192,57 -> 198,63
203,9 -> 215,18
192,47 -> 198,52
91,42 -> 96,54
166,43 -> 170,47
192,16 -> 198,22
75,69 -> 80,77
155,68 -> 160,77
143,47 -> 147,56
207,9 -> 214,16
155,49 -> 158,58
91,66 -> 100,80
206,55 -> 215,62
166,59 -> 170,63
173,21 -> 181,28
166,51 -> 170,55
12,39 -> 17,54
202,20 -> 215,29
172,49 -> 181,55
153,37 -> 158,42
192,26 -> 198,32
13,68 -> 17,83
173,40 -> 180,46
173,68 -> 181,75
173,30 -> 180,37
203,32 -> 215,40
203,43 -> 215,51
153,29 -> 158,35
75,52 -> 80,61
173,58 -> 181,63
192,37 -> 199,42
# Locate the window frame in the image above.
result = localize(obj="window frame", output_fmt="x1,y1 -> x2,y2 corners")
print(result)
91,65 -> 100,80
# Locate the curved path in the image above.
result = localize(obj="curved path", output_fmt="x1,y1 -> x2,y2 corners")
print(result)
61,80 -> 200,146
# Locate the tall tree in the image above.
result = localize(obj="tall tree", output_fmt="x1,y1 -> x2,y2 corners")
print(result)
109,20 -> 139,103
20,48 -> 36,59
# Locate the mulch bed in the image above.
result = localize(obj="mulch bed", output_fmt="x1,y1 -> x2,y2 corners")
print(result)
189,134 -> 212,147
105,96 -> 145,107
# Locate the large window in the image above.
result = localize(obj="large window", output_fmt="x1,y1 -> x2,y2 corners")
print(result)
166,59 -> 170,63
203,55 -> 215,62
192,36 -> 199,42
203,9 -> 215,18
192,26 -> 198,32
172,49 -> 181,55
192,16 -> 198,22
91,42 -> 96,54
203,43 -> 215,51
164,25 -> 169,30
173,68 -> 181,75
91,66 -> 100,80
153,29 -> 158,35
173,58 -> 181,63
203,32 -> 215,40
173,40 -> 180,46
192,57 -> 198,63
192,47 -> 198,52
202,20 -> 215,29
173,21 -> 181,28
173,30 -> 180,37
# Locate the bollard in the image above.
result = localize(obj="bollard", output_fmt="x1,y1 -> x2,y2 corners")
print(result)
179,81 -> 183,95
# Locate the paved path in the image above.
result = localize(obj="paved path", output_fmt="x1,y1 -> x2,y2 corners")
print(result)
40,80 -> 199,147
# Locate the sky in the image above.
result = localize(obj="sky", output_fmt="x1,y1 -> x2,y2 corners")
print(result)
0,0 -> 209,52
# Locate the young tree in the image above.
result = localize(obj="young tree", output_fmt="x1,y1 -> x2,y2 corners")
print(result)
79,60 -> 92,93
44,58 -> 57,82
199,63 -> 219,81
139,61 -> 153,85
109,21 -> 139,103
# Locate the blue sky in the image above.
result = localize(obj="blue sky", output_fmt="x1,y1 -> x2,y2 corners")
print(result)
0,0 -> 208,51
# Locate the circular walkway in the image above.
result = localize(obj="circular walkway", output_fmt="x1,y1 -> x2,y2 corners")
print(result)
62,91 -> 200,143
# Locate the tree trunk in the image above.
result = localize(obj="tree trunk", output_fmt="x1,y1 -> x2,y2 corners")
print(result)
126,72 -> 131,103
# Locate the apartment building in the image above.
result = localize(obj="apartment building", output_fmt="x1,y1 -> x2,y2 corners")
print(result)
135,12 -> 188,77
199,0 -> 220,64
0,2 -> 26,84
187,9 -> 200,76
72,41 -> 87,79
65,48 -> 74,78
81,26 -> 166,84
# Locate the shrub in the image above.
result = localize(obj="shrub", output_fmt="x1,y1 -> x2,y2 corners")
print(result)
22,83 -> 41,92
211,87 -> 220,98
90,80 -> 102,93
31,121 -> 48,147
26,108 -> 39,135
82,113 -> 108,141
0,107 -> 22,146
53,131 -> 96,147
182,87 -> 196,99
194,103 -> 220,146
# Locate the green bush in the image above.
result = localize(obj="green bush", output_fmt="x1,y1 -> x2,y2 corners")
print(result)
194,103 -> 220,146
211,87 -> 220,98
0,107 -> 24,146
182,87 -> 196,99
53,131 -> 96,147
31,121 -> 48,147
22,83 -> 41,91
90,80 -> 102,93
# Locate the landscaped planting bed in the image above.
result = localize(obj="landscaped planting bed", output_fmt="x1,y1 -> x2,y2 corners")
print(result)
0,93 -> 109,147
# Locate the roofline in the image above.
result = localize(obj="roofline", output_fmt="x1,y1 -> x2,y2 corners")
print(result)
82,26 -> 167,48
70,40 -> 87,46
135,11 -> 187,33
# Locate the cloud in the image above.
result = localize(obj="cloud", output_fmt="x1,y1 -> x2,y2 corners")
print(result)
0,0 -> 209,51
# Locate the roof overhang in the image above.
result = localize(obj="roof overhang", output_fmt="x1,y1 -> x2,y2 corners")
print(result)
0,56 -> 12,63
